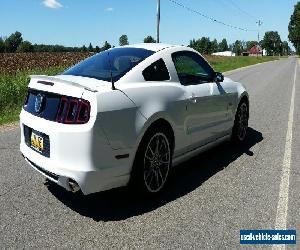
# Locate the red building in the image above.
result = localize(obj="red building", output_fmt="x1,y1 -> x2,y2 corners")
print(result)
249,45 -> 263,56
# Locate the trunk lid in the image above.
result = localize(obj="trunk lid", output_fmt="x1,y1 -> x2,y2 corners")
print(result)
24,75 -> 111,122
29,75 -> 106,96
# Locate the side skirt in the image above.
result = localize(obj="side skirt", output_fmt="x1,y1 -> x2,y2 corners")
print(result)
172,134 -> 231,167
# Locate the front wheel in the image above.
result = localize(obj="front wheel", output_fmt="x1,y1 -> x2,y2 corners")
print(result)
131,127 -> 172,195
231,100 -> 249,143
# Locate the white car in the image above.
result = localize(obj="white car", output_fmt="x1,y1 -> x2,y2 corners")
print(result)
20,43 -> 249,195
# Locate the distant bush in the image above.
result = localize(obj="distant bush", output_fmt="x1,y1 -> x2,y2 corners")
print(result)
143,36 -> 156,43
119,35 -> 129,46
17,41 -> 34,52
0,38 -> 5,53
4,31 -> 23,53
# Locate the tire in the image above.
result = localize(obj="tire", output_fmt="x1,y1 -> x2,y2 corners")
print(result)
130,126 -> 173,195
231,100 -> 249,143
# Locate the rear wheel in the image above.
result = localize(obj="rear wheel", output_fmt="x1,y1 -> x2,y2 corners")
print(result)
232,100 -> 249,143
131,127 -> 172,194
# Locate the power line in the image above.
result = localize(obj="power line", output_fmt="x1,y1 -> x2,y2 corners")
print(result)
167,0 -> 257,32
223,0 -> 258,21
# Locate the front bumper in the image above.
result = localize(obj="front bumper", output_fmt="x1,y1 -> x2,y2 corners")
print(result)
20,110 -> 131,195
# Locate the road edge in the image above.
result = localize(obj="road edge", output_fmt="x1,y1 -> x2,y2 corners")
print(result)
0,121 -> 19,132
224,57 -> 283,75
272,59 -> 297,250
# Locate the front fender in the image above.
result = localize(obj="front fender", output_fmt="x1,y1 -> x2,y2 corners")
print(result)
235,83 -> 249,114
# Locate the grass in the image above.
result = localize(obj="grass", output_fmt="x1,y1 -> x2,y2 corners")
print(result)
0,66 -> 65,125
0,56 -> 279,126
206,55 -> 278,72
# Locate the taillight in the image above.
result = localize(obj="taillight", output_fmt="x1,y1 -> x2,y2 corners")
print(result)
56,97 -> 68,123
77,101 -> 90,123
56,97 -> 90,124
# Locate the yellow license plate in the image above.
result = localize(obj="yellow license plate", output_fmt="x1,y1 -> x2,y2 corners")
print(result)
31,132 -> 44,152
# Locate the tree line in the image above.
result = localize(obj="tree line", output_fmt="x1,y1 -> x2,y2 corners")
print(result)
289,1 -> 300,54
189,33 -> 291,56
0,31 -> 292,56
0,31 -> 114,53
0,32 -> 156,53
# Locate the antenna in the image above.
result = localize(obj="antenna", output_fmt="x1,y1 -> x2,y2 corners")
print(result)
107,51 -> 116,90
110,71 -> 115,90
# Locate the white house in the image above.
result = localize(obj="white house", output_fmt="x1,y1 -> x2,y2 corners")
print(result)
212,51 -> 236,57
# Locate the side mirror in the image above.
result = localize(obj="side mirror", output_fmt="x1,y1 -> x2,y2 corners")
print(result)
214,72 -> 224,83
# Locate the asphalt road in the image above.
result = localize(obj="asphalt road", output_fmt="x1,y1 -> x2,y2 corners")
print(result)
0,57 -> 299,249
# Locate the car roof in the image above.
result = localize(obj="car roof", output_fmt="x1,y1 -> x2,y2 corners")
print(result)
122,43 -> 181,52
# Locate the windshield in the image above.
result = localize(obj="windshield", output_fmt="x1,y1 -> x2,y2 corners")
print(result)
63,47 -> 154,82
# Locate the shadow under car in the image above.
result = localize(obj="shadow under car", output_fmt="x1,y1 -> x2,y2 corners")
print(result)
45,127 -> 263,222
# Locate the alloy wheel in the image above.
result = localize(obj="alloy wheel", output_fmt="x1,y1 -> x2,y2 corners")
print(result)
143,132 -> 171,193
236,103 -> 248,141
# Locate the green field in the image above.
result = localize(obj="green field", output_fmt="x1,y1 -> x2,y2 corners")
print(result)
0,56 -> 279,126
0,66 -> 65,125
207,55 -> 278,72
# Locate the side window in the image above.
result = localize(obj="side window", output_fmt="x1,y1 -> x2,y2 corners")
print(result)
172,51 -> 214,85
142,58 -> 170,81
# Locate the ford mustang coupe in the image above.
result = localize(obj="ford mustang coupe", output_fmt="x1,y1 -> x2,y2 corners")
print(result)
20,43 -> 249,195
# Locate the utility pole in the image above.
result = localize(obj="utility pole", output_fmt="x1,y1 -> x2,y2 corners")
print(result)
157,0 -> 160,43
256,20 -> 262,57
279,42 -> 282,59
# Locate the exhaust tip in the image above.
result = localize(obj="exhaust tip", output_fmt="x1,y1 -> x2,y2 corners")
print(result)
68,179 -> 80,193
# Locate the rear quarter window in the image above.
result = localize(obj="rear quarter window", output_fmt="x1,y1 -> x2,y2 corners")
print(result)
142,58 -> 170,81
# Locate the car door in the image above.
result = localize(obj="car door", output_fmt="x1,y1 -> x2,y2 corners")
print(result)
209,80 -> 233,137
172,51 -> 230,149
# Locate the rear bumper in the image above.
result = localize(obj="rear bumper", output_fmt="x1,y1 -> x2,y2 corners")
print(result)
23,155 -> 80,192
20,110 -> 132,195
22,154 -> 130,194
